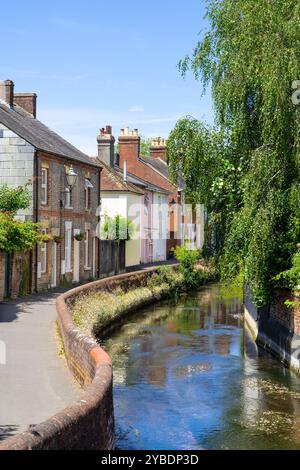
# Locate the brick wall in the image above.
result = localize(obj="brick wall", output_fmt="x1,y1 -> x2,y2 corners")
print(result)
270,289 -> 300,335
0,267 -> 163,450
244,284 -> 300,373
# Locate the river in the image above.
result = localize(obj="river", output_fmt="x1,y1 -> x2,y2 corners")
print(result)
101,284 -> 300,450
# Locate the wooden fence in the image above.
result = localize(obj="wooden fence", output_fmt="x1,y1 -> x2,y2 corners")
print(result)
99,240 -> 126,278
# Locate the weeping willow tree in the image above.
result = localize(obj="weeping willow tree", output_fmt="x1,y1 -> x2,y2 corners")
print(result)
168,0 -> 300,305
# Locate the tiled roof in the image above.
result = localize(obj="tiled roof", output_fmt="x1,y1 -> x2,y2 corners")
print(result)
91,159 -> 144,194
115,167 -> 170,195
139,155 -> 185,189
0,102 -> 98,167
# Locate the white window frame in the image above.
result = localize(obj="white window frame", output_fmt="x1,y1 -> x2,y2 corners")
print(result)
41,168 -> 48,205
65,222 -> 72,273
84,229 -> 90,269
41,229 -> 47,273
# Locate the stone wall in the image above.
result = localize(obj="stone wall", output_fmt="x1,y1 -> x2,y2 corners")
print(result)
0,124 -> 34,220
244,285 -> 300,373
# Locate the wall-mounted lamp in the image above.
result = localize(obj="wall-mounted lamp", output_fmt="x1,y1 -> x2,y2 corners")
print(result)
66,165 -> 78,188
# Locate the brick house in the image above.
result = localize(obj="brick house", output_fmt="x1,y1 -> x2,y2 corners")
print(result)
117,127 -> 205,258
0,80 -> 101,299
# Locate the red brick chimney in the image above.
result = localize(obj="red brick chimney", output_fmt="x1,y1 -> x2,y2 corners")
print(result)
150,137 -> 167,161
14,93 -> 37,118
0,80 -> 14,108
118,127 -> 140,171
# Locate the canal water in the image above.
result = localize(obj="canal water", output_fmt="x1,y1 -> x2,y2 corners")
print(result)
101,284 -> 300,450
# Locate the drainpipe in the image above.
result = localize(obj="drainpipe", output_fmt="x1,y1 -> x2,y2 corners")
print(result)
33,150 -> 39,293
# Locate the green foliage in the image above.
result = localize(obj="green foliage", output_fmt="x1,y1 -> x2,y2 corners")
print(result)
174,245 -> 205,290
170,0 -> 300,306
147,266 -> 184,296
140,136 -> 152,156
100,213 -> 135,240
0,213 -> 46,253
0,184 -> 31,214
274,251 -> 300,291
0,183 -> 47,253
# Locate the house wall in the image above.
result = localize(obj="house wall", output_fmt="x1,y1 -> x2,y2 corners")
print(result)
0,124 -> 34,220
100,191 -> 142,268
152,193 -> 168,262
126,192 -> 142,267
36,151 -> 100,291
141,190 -> 153,264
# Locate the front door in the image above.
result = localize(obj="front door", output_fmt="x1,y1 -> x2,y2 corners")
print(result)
73,231 -> 80,283
51,242 -> 57,288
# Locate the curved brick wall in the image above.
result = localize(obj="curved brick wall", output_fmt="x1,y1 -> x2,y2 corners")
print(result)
0,267 -> 158,450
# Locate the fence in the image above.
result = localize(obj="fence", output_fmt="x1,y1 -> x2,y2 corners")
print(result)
99,240 -> 126,278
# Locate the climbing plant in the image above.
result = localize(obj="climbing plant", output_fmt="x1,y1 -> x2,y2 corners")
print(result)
168,0 -> 300,305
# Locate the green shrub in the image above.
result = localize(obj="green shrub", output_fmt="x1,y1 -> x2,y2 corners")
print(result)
174,245 -> 202,290
147,266 -> 183,296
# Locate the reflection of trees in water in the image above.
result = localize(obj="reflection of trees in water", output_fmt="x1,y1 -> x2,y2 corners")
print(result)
105,284 -> 244,389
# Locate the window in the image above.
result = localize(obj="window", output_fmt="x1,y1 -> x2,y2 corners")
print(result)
41,168 -> 48,205
84,230 -> 89,269
65,187 -> 72,209
65,222 -> 72,272
41,229 -> 47,273
85,179 -> 93,210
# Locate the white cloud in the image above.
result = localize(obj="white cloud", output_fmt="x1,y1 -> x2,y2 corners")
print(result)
129,105 -> 144,113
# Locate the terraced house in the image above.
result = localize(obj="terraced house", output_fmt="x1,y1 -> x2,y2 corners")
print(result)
0,80 -> 101,299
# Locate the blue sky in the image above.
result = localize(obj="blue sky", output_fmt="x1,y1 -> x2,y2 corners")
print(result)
1,0 -> 213,155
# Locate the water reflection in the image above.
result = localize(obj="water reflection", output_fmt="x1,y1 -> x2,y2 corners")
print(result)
101,284 -> 300,450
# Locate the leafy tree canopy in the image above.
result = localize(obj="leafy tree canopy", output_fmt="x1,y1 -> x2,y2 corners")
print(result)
168,0 -> 300,305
